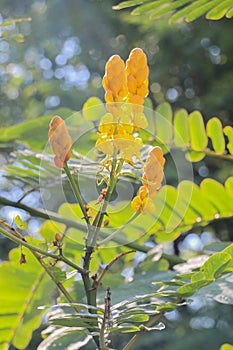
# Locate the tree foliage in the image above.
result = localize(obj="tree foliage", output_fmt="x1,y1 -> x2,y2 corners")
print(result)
0,1 -> 233,350
113,0 -> 233,23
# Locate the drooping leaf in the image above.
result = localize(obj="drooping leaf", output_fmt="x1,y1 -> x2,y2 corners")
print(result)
82,97 -> 106,121
38,328 -> 94,350
0,248 -> 52,350
13,215 -> 28,231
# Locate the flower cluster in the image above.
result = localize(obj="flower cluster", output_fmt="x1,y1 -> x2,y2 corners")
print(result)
48,116 -> 72,168
131,147 -> 165,214
96,48 -> 149,162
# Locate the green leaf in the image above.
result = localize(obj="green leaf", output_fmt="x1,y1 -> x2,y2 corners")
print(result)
195,273 -> 233,304
220,344 -> 233,350
188,110 -> 208,151
224,126 -> 233,154
155,102 -> 173,151
206,0 -> 233,19
177,279 -> 213,296
206,117 -> 225,154
13,215 -> 28,231
100,177 -> 233,245
47,266 -> 66,283
191,252 -> 232,282
0,248 -> 52,350
151,0 -> 191,19
169,0 -> 209,23
186,0 -> 221,21
173,109 -> 189,147
82,97 -> 105,121
132,0 -> 169,15
38,329 -> 94,350
113,0 -> 147,10
200,178 -> 233,215
116,313 -> 150,323
49,314 -> 100,328
113,0 -> 233,22
109,325 -> 141,333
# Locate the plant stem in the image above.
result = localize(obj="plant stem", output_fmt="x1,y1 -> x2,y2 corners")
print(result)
0,196 -> 87,230
91,157 -> 123,247
32,251 -> 81,312
0,225 -> 85,274
122,313 -> 163,350
95,250 -> 135,290
98,211 -> 140,246
64,162 -> 90,226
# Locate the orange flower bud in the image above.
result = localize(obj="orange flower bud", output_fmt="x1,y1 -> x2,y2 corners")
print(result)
55,233 -> 62,241
143,146 -> 165,197
49,116 -> 72,168
20,253 -> 26,264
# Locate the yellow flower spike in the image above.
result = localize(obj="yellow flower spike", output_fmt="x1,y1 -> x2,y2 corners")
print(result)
126,48 -> 149,104
103,55 -> 128,103
143,146 -> 165,197
49,116 -> 72,169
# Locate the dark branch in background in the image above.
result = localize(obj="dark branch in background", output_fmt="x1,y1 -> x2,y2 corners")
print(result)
0,195 -> 184,264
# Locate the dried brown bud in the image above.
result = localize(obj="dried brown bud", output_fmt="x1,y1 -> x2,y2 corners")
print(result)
103,219 -> 110,227
20,253 -> 26,264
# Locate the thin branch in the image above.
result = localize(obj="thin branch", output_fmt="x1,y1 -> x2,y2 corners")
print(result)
122,313 -> 164,350
95,250 -> 136,290
0,224 -> 85,274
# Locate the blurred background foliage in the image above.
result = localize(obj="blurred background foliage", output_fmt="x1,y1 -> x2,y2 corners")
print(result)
0,0 -> 233,349
0,0 -> 232,127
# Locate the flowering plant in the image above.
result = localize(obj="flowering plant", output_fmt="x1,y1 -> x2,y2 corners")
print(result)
0,47 -> 233,350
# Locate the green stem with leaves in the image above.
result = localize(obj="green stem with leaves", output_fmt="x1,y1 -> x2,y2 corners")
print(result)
122,313 -> 164,350
0,225 -> 85,274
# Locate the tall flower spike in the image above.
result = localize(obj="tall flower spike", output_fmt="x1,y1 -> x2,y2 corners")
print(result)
49,116 -> 72,168
103,55 -> 128,116
126,48 -> 149,129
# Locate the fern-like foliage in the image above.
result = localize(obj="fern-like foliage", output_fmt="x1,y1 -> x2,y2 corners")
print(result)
145,102 -> 233,162
113,0 -> 233,23
91,177 -> 233,244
